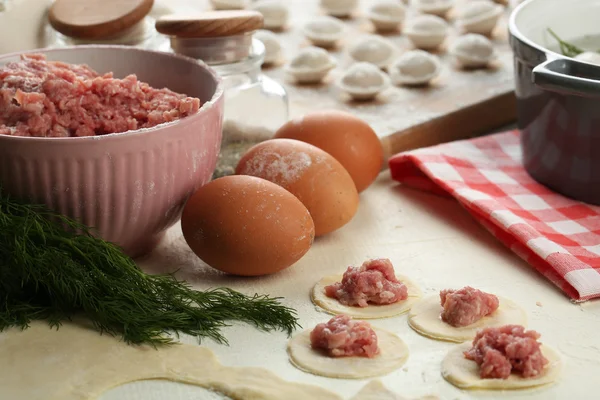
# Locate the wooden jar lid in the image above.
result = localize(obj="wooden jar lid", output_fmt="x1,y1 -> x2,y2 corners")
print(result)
48,0 -> 154,40
155,10 -> 264,38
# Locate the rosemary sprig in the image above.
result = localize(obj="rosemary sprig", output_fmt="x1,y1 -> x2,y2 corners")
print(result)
0,188 -> 300,346
547,28 -> 585,58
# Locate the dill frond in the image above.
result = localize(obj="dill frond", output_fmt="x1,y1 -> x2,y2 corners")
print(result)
0,188 -> 300,346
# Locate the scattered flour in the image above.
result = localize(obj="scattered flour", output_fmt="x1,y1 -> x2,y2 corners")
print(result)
239,148 -> 312,186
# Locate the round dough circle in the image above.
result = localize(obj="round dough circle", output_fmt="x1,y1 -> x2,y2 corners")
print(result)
287,327 -> 409,379
408,294 -> 528,342
311,274 -> 422,319
442,342 -> 562,390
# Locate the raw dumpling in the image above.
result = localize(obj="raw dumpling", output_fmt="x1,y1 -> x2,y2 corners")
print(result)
348,35 -> 397,69
303,16 -> 346,48
457,0 -> 504,36
285,46 -> 336,83
367,0 -> 406,32
412,0 -> 455,17
449,33 -> 496,68
255,29 -> 282,65
287,325 -> 409,379
405,15 -> 449,50
250,0 -> 289,30
337,62 -> 390,101
390,50 -> 441,86
320,0 -> 359,18
575,51 -> 600,65
210,0 -> 249,10
442,342 -> 562,390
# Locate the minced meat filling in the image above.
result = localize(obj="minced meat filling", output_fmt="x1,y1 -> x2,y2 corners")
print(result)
464,325 -> 549,379
325,258 -> 408,307
310,315 -> 379,358
0,54 -> 200,137
440,286 -> 499,327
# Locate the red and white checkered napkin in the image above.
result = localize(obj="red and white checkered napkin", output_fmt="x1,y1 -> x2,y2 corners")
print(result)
388,130 -> 600,302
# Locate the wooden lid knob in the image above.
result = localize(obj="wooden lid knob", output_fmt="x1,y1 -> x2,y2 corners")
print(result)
155,10 -> 264,38
49,0 -> 154,40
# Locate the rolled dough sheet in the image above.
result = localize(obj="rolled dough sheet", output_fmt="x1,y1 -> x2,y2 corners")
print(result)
311,274 -> 422,319
408,294 -> 528,342
287,327 -> 409,379
350,380 -> 440,400
441,342 -> 562,390
0,321 -> 342,400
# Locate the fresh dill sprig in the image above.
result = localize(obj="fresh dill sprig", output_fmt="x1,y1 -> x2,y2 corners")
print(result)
0,188 -> 300,346
547,28 -> 585,58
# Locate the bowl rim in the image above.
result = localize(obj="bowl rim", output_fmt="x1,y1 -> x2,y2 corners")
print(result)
0,44 -> 224,143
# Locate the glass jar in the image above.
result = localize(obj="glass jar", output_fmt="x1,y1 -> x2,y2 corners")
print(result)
160,23 -> 289,178
45,15 -> 169,50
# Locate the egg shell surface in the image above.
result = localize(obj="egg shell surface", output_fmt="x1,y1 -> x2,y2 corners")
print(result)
181,175 -> 315,276
235,138 -> 359,236
274,111 -> 384,193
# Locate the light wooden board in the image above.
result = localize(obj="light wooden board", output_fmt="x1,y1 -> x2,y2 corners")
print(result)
258,0 -> 517,160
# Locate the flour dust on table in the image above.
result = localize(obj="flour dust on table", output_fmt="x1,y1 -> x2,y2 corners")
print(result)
351,380 -> 439,400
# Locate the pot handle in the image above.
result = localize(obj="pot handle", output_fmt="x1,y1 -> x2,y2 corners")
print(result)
532,57 -> 600,98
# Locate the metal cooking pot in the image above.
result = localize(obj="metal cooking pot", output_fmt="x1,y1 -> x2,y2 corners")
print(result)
509,0 -> 600,205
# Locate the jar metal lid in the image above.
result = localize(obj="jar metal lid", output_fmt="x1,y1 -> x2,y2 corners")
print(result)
155,10 -> 263,38
48,0 -> 153,40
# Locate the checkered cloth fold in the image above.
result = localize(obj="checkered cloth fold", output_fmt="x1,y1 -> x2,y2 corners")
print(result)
389,130 -> 600,302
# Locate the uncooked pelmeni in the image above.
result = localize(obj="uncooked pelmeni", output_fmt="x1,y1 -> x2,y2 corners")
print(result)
412,0 -> 455,17
210,0 -> 249,9
287,327 -> 409,379
389,50 -> 441,86
442,342 -> 562,390
408,294 -> 527,342
367,0 -> 406,32
255,29 -> 283,65
320,0 -> 359,17
285,46 -> 336,83
405,14 -> 449,49
575,51 -> 600,65
337,62 -> 390,101
250,0 -> 288,30
348,35 -> 397,69
312,272 -> 421,317
457,0 -> 504,36
449,33 -> 496,68
303,16 -> 346,48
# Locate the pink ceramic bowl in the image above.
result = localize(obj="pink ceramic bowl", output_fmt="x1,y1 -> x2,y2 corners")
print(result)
0,46 -> 224,258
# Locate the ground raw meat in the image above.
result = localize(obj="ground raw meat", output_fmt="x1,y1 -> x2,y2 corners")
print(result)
324,258 -> 408,307
464,325 -> 549,379
440,286 -> 499,327
310,315 -> 379,358
0,54 -> 201,137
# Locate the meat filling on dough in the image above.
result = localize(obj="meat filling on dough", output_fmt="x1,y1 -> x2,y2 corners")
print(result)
440,286 -> 499,327
464,325 -> 549,379
310,315 -> 379,358
325,258 -> 408,307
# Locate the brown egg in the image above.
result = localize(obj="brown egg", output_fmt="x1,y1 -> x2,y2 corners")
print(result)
181,175 -> 315,276
274,110 -> 384,193
235,138 -> 359,237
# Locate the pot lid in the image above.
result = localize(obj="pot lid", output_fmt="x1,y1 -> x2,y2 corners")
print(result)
48,0 -> 154,40
155,10 -> 264,38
